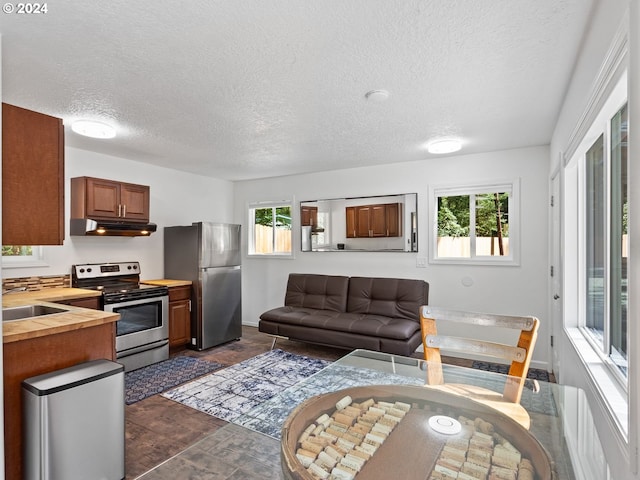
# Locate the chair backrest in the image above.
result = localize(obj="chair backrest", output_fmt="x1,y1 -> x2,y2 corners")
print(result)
419,306 -> 539,404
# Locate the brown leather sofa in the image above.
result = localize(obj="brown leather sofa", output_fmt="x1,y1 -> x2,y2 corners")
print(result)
258,273 -> 429,356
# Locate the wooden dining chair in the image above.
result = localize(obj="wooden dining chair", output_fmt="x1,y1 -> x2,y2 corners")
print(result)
419,306 -> 540,429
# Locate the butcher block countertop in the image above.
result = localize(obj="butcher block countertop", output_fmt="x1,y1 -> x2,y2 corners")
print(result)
2,287 -> 118,343
143,279 -> 192,287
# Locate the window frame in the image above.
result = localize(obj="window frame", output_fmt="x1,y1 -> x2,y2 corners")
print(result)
1,246 -> 47,268
429,179 -> 521,266
247,199 -> 294,258
574,95 -> 629,388
563,68 -> 629,438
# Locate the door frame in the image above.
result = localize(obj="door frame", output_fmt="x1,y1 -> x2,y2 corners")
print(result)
549,162 -> 563,378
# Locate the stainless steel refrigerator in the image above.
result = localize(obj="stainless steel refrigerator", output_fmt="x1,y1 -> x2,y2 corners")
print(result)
164,222 -> 242,350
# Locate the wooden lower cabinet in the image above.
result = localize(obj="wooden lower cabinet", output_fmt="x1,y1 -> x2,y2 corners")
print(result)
168,285 -> 192,348
3,323 -> 116,480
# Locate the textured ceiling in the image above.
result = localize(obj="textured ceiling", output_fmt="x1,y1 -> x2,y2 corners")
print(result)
0,0 -> 594,181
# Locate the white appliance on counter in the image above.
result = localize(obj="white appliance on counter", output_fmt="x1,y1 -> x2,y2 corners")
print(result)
164,222 -> 242,350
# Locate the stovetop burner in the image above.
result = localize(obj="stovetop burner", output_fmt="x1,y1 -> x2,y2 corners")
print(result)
71,262 -> 168,303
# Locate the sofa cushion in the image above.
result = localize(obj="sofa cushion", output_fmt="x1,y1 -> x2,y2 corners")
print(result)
346,277 -> 428,322
284,273 -> 349,312
260,306 -> 343,325
260,307 -> 420,341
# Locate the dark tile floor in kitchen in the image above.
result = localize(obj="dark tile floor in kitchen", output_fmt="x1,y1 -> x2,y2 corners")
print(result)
125,326 -> 469,479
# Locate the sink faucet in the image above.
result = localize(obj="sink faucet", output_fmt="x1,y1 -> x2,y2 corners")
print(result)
3,286 -> 27,294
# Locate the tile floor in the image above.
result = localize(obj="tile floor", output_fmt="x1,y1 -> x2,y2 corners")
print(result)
125,326 -> 467,479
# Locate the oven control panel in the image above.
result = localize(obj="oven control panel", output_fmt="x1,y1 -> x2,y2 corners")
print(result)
73,262 -> 140,279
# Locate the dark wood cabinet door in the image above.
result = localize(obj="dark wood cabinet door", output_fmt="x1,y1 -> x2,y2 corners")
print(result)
168,286 -> 192,348
120,183 -> 150,222
386,203 -> 401,237
355,206 -> 372,237
370,205 -> 388,237
345,207 -> 356,238
85,177 -> 121,219
2,103 -> 64,245
301,206 -> 318,227
169,300 -> 191,347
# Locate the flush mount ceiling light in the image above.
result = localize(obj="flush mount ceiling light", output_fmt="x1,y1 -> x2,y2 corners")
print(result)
427,138 -> 462,154
71,120 -> 116,139
364,90 -> 390,102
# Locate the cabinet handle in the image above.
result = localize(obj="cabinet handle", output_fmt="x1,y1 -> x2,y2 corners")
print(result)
188,300 -> 192,311
122,204 -> 127,217
118,204 -> 122,217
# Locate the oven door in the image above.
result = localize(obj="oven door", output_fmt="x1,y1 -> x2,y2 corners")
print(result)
105,295 -> 169,353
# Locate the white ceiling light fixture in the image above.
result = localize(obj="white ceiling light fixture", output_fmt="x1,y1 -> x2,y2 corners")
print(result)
71,120 -> 116,139
364,90 -> 390,102
427,138 -> 462,154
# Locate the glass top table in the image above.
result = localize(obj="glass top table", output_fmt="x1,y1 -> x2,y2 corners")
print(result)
138,349 -> 608,480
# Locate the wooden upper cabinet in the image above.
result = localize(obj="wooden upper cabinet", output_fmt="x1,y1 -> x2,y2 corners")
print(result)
71,176 -> 150,223
345,203 -> 402,238
386,203 -> 401,237
2,103 -> 65,245
84,177 -> 120,218
120,183 -> 149,221
355,205 -> 372,237
346,207 -> 356,238
301,206 -> 318,227
370,205 -> 388,237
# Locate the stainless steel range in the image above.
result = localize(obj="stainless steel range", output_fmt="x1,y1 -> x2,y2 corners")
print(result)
72,261 -> 169,372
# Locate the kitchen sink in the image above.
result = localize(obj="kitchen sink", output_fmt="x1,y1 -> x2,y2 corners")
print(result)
2,305 -> 67,322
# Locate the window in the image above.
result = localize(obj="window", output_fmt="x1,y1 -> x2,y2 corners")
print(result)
582,102 -> 628,379
430,180 -> 520,265
248,202 -> 293,256
2,245 -> 46,268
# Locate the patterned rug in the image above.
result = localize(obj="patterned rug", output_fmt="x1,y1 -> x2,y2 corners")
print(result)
163,351 -> 558,439
162,349 -> 329,421
125,356 -> 224,405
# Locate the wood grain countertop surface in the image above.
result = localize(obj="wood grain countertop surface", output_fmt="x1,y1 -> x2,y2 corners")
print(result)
2,287 -> 119,343
142,279 -> 193,287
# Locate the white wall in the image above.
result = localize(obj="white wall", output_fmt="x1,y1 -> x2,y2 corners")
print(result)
550,0 -> 636,478
234,145 -> 551,370
3,146 -> 234,281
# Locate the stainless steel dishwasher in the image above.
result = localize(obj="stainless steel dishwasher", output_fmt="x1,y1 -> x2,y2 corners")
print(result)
22,359 -> 125,480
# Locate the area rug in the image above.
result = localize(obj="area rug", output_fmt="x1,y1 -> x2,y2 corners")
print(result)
234,362 -> 558,439
125,356 -> 224,405
162,349 -> 330,421
163,350 -> 558,440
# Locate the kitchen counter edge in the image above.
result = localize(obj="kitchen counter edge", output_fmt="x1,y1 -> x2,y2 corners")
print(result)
142,279 -> 193,287
2,288 -> 118,343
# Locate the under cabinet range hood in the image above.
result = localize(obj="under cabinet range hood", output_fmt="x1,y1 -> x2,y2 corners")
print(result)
70,218 -> 157,237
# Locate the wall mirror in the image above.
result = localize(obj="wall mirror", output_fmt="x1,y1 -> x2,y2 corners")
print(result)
300,193 -> 417,252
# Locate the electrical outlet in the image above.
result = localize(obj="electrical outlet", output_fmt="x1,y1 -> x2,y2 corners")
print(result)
416,257 -> 427,268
